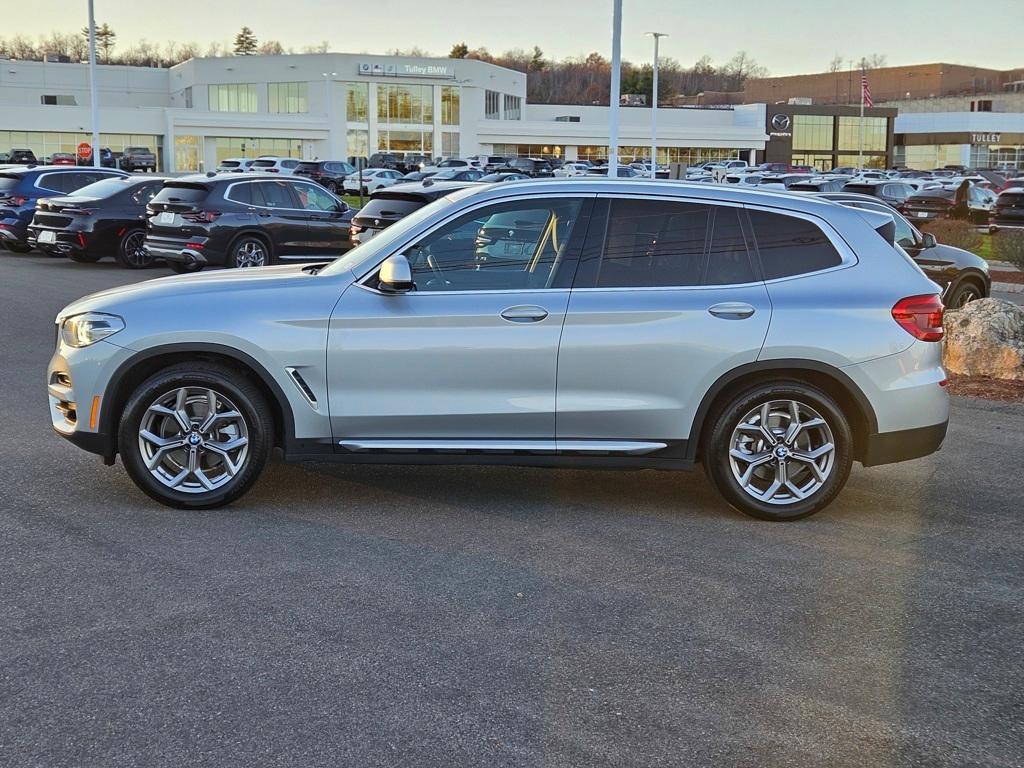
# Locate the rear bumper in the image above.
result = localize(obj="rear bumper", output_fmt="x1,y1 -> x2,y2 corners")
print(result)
144,236 -> 216,265
862,420 -> 948,466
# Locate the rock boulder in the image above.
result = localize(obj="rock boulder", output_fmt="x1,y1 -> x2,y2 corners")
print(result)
943,298 -> 1024,380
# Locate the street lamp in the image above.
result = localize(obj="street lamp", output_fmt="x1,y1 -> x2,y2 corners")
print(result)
608,0 -> 623,177
86,0 -> 100,168
647,32 -> 668,179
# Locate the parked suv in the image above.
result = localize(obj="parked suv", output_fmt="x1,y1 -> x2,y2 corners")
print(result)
902,186 -> 992,225
28,175 -> 169,267
348,181 -> 470,244
840,180 -> 918,208
8,149 -> 39,165
0,165 -> 128,252
118,146 -> 157,172
247,157 -> 301,175
991,187 -> 1024,231
143,173 -> 355,272
504,157 -> 554,177
50,180 -> 948,520
294,160 -> 357,193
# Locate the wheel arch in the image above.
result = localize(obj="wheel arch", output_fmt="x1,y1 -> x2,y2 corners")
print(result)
687,360 -> 878,463
101,343 -> 294,459
947,269 -> 990,300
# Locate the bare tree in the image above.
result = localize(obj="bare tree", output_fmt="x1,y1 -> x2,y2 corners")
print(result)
828,54 -> 844,73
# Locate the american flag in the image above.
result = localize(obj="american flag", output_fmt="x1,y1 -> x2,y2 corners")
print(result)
861,70 -> 873,107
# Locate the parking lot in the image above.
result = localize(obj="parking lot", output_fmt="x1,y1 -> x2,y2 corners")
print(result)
2,253 -> 1023,766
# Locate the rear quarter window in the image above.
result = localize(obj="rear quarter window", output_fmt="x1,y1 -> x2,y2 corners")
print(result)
747,209 -> 843,280
151,185 -> 210,205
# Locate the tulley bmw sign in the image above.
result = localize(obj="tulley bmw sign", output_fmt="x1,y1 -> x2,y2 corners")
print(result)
358,61 -> 455,79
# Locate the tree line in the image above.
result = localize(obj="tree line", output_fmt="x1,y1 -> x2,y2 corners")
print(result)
0,25 -> 892,106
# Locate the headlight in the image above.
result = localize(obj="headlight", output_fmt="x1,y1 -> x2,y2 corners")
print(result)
60,312 -> 125,348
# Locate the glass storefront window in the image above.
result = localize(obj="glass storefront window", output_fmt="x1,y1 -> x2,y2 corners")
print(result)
791,153 -> 835,171
209,84 -> 259,113
377,84 -> 433,125
347,129 -> 369,162
837,116 -> 886,152
346,83 -> 368,123
378,129 -> 433,154
268,82 -> 308,114
175,135 -> 201,172
836,153 -> 887,169
212,137 -> 303,164
503,95 -> 522,121
0,130 -> 162,169
485,90 -> 500,120
441,86 -> 460,126
442,131 -> 460,157
792,115 -> 834,152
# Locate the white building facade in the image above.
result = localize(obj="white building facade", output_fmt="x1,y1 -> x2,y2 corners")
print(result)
895,111 -> 1024,171
0,53 -> 768,172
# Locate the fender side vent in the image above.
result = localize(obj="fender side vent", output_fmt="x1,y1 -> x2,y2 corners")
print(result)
285,367 -> 318,411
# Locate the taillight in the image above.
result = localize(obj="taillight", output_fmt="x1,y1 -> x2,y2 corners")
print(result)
892,294 -> 944,342
181,211 -> 221,223
2,195 -> 29,206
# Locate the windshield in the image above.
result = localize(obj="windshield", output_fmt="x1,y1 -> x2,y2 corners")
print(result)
321,187 -> 480,277
0,176 -> 20,192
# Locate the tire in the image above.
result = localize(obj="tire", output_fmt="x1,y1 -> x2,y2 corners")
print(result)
68,251 -> 102,263
703,381 -> 853,521
114,229 -> 152,269
5,242 -> 32,254
946,280 -> 985,309
168,260 -> 204,274
118,362 -> 273,509
228,235 -> 273,268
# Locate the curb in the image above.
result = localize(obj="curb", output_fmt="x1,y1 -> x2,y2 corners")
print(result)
992,282 -> 1024,294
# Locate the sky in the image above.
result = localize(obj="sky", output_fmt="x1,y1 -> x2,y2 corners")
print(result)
5,0 -> 1023,76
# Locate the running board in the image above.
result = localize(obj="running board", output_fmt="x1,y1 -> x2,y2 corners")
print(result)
337,439 -> 667,455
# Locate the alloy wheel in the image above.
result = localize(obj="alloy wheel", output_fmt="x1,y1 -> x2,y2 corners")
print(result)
137,387 -> 249,494
235,241 -> 267,268
728,399 -> 835,506
123,231 -> 149,267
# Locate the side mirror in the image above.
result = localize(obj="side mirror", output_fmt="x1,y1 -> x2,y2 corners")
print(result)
378,254 -> 414,293
921,232 -> 937,249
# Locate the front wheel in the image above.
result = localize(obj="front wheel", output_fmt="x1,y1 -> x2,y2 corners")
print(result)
114,230 -> 152,269
118,363 -> 273,509
703,382 -> 853,521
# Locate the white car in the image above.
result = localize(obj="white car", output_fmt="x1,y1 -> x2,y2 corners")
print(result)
216,158 -> 256,174
421,158 -> 481,174
245,157 -> 301,176
342,168 -> 404,194
554,162 -> 592,178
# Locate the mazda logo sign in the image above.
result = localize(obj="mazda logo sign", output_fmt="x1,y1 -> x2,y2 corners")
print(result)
771,114 -> 791,131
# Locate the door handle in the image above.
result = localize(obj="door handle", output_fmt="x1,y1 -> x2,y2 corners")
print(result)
708,302 -> 756,319
500,305 -> 549,323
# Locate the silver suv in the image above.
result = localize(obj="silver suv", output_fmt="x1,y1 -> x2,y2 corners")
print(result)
48,180 -> 949,521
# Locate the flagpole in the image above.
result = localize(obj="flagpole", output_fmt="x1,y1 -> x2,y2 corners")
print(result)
858,69 -> 864,170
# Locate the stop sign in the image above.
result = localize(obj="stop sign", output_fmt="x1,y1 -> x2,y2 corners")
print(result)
77,142 -> 92,161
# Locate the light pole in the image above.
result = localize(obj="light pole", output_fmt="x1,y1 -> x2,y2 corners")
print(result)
647,32 -> 668,179
322,71 -> 336,159
86,0 -> 100,168
608,0 -> 622,177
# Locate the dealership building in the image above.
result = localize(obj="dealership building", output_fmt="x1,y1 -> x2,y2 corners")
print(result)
0,53 -> 768,171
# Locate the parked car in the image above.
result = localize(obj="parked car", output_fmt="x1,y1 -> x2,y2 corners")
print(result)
8,149 -> 38,165
787,178 -> 847,192
991,188 -> 1024,231
902,186 -> 992,225
246,157 -> 301,176
143,174 -> 355,272
398,171 -> 437,183
757,173 -> 814,189
402,153 -> 431,172
422,158 -> 481,174
479,172 -> 530,183
423,168 -> 484,182
117,146 -> 157,172
840,180 -> 918,208
367,152 -> 404,171
503,157 -> 554,177
81,147 -> 118,169
0,165 -> 128,252
348,181 -> 470,244
293,160 -> 357,193
50,152 -> 77,166
724,172 -> 766,186
342,168 -> 404,195
470,155 -> 511,173
28,175 -> 169,267
50,180 -> 949,520
554,162 -> 593,178
216,158 -> 256,174
818,191 -> 991,307
587,165 -> 640,178
996,177 -> 1024,193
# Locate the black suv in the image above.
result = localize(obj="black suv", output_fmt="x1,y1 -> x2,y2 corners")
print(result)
503,158 -> 554,177
294,160 -> 356,193
144,173 -> 356,272
368,152 -> 404,172
349,181 -> 470,245
0,166 -> 128,252
840,180 -> 918,208
819,191 -> 991,307
28,175 -> 168,267
8,149 -> 38,165
992,187 -> 1024,231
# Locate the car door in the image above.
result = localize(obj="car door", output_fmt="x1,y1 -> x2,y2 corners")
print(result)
293,180 -> 350,256
556,196 -> 771,449
252,180 -> 308,258
326,194 -> 594,446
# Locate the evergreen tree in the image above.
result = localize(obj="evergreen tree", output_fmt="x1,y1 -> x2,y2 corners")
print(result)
233,26 -> 258,56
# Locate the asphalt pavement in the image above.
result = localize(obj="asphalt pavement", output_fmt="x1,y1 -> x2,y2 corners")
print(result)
1,253 -> 1022,767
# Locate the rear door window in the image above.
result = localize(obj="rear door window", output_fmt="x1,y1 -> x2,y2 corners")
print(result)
704,207 -> 755,285
747,209 -> 843,280
257,180 -> 298,208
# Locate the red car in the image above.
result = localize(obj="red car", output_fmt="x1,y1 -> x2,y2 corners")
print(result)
50,153 -> 77,166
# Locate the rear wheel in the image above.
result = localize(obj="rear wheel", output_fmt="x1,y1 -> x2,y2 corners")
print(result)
703,381 -> 853,521
946,280 -> 984,309
229,236 -> 272,268
114,229 -> 152,269
118,363 -> 273,509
